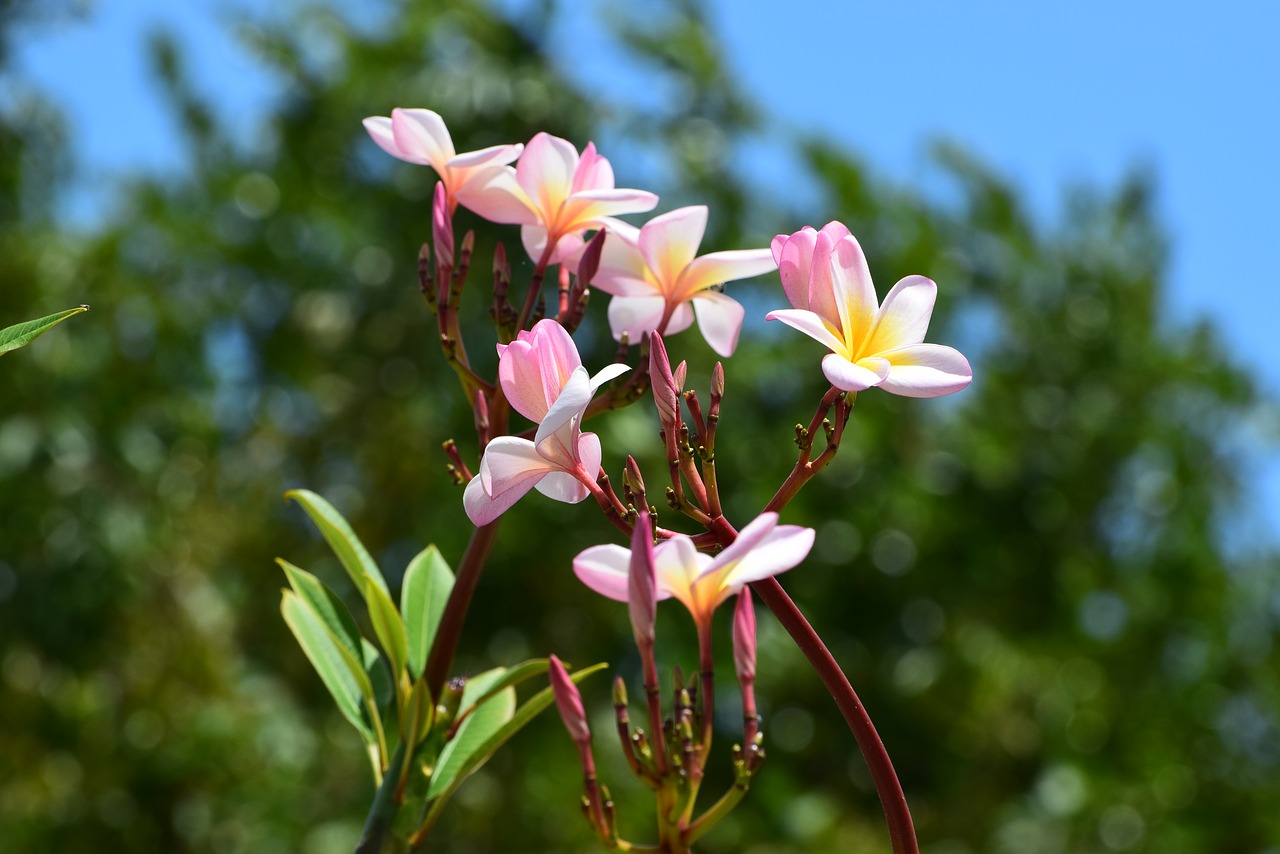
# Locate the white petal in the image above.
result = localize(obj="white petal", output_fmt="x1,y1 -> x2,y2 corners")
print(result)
828,235 -> 878,349
573,544 -> 635,602
391,108 -> 454,165
678,248 -> 776,299
455,166 -> 539,225
535,470 -> 591,503
589,362 -> 631,393
692,292 -> 745,357
765,308 -> 846,355
862,275 -> 937,355
638,206 -> 707,290
534,368 -> 592,446
517,132 -> 579,216
363,116 -> 411,161
878,344 -> 973,398
449,142 -> 523,169
720,524 -> 815,590
821,353 -> 889,392
607,295 -> 667,343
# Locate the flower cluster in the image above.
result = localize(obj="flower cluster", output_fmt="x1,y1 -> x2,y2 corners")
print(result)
359,107 -> 974,853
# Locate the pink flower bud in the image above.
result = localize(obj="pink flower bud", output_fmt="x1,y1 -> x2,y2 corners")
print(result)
628,513 -> 657,649
549,655 -> 590,745
649,333 -> 681,428
432,182 -> 455,271
732,588 -> 757,683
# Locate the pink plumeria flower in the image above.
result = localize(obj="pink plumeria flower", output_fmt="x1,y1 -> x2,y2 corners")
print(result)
362,108 -> 522,212
589,206 -> 776,357
573,513 -> 814,628
463,320 -> 628,525
766,224 -> 973,397
458,132 -> 658,266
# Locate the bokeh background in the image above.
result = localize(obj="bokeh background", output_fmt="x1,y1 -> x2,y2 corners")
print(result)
2,1 -> 1278,852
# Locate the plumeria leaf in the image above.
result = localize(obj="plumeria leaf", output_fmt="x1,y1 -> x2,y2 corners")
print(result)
419,662 -> 607,828
0,306 -> 88,356
401,546 -> 455,679
365,578 -> 409,690
277,559 -> 367,677
363,638 -> 393,712
285,489 -> 389,596
426,668 -> 515,800
455,658 -> 555,711
280,589 -> 374,741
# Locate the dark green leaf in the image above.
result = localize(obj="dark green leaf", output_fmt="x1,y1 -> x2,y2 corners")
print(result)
0,306 -> 88,356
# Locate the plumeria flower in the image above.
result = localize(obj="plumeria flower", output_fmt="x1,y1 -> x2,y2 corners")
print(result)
766,223 -> 972,397
362,108 -> 522,212
463,320 -> 628,525
586,206 -> 776,357
573,512 -> 814,628
458,132 -> 658,266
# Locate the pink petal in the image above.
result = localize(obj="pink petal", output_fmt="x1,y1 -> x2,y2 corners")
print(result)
765,308 -> 845,354
692,291 -> 745,357
818,221 -> 853,242
638,206 -> 708,290
391,108 -> 454,166
717,523 -> 815,591
821,353 -> 890,392
862,275 -> 937,355
534,470 -> 591,503
878,344 -> 973,398
664,302 -> 695,336
571,142 -> 615,193
776,227 -> 818,309
678,248 -> 776,299
770,233 -> 788,267
455,165 -> 539,225
363,116 -> 409,161
497,320 -> 581,422
573,544 -> 634,601
521,225 -> 584,266
517,132 -> 579,217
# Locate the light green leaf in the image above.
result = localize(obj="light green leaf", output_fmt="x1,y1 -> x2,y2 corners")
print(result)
277,559 -> 368,690
280,590 -> 372,740
284,489 -> 389,596
426,667 -> 515,800
419,662 -> 607,832
366,579 -> 409,686
0,306 -> 88,356
401,545 -> 454,679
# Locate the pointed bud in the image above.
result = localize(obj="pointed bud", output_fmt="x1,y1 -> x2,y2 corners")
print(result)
624,455 -> 646,498
711,362 -> 725,400
732,588 -> 757,682
673,361 -> 687,392
577,229 -> 607,287
649,333 -> 680,428
628,513 -> 657,650
437,675 -> 466,726
612,675 -> 628,708
550,655 -> 591,745
431,183 -> 454,271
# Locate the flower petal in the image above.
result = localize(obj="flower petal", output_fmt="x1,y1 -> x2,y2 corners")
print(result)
455,165 -> 539,225
391,108 -> 454,166
535,367 -> 592,446
828,234 -> 877,349
449,142 -> 523,169
777,227 -> 817,309
821,353 -> 889,392
678,248 -> 776,299
522,225 -> 584,266
571,142 -> 615,193
535,470 -> 591,503
716,522 -> 815,591
559,188 -> 660,229
638,206 -> 707,290
862,275 -> 937,356
517,132 -> 579,217
573,544 -> 635,602
652,536 -> 711,617
765,308 -> 846,355
692,291 -> 745,357
497,320 -> 581,422
607,295 -> 666,343
464,438 -> 552,525
589,362 -> 631,394
363,116 -> 409,161
878,343 -> 973,398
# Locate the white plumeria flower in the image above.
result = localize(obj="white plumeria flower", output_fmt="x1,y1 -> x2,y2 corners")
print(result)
362,108 -> 522,210
573,512 -> 814,628
589,206 -> 776,357
766,224 -> 972,397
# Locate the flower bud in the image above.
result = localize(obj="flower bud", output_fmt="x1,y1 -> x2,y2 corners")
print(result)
649,333 -> 680,428
431,182 -> 454,271
732,588 -> 757,682
628,513 -> 657,650
550,655 -> 590,745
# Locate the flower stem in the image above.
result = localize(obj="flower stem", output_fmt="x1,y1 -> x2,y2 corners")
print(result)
422,519 -> 503,700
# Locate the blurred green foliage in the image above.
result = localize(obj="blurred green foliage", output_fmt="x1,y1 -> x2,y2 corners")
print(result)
1,1 -> 1276,852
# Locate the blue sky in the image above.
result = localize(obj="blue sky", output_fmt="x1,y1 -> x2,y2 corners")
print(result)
12,0 -> 1278,542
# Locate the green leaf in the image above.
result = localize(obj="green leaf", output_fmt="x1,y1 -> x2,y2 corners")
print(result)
400,545 -> 454,679
420,662 -> 607,830
366,578 -> 409,686
280,590 -> 372,740
426,667 -> 515,800
363,638 -> 393,712
0,306 -> 88,356
277,559 -> 368,687
284,489 -> 389,596
458,658 -> 554,710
